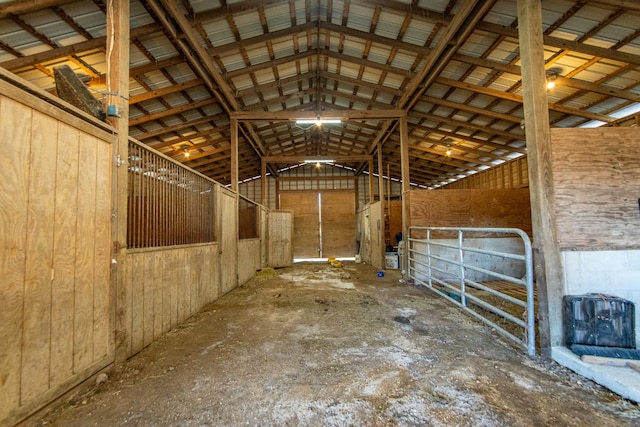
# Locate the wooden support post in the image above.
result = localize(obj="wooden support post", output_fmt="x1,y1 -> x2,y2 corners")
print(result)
377,143 -> 386,268
230,118 -> 238,192
106,0 -> 130,363
399,116 -> 410,274
518,0 -> 564,353
368,159 -> 374,204
261,159 -> 267,206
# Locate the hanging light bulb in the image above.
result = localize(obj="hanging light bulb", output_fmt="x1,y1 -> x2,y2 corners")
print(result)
546,72 -> 557,90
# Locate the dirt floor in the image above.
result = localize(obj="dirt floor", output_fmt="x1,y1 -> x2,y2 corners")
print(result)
35,262 -> 640,426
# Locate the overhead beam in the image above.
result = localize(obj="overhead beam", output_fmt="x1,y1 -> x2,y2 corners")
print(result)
232,109 -> 405,121
436,76 -> 615,123
263,155 -> 373,163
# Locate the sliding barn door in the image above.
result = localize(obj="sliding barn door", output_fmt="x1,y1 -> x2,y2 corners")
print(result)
280,192 -> 320,258
321,191 -> 356,258
280,191 -> 356,259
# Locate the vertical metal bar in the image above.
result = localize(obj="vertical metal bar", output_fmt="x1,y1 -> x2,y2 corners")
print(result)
458,229 -> 466,307
523,233 -> 536,356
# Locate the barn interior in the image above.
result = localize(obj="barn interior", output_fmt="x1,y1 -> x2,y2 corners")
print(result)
1,0 -> 640,425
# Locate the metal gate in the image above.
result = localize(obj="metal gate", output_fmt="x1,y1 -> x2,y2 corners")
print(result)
407,227 -> 536,356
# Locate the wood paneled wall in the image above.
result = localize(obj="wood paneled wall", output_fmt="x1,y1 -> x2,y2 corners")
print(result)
443,156 -> 529,190
124,245 -> 219,357
0,79 -> 115,425
1,73 -> 268,425
408,189 -> 532,236
238,240 -> 262,285
550,127 -> 640,250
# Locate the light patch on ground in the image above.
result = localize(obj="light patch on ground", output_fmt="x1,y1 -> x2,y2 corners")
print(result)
396,307 -> 417,317
280,268 -> 356,290
508,371 -> 543,392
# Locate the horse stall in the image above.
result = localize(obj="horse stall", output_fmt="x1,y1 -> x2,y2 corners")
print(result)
0,72 -> 269,426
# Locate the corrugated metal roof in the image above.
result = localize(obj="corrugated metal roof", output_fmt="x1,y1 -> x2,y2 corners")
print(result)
0,0 -> 638,186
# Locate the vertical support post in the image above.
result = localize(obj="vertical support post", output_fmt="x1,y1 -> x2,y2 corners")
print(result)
518,0 -> 564,353
107,0 -> 130,363
399,116 -> 410,274
261,158 -> 267,206
368,159 -> 374,204
230,118 -> 238,192
377,143 -> 386,268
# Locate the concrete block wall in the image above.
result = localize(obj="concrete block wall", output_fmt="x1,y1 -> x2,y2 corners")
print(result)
562,249 -> 640,348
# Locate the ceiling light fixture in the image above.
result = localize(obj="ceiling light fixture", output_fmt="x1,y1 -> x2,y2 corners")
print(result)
303,159 -> 334,164
295,119 -> 342,125
180,144 -> 190,158
546,72 -> 558,90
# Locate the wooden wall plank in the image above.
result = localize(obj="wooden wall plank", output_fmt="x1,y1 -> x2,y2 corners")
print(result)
73,137 -> 97,372
130,253 -> 144,355
21,111 -> 58,402
93,138 -> 112,360
50,123 -> 79,387
143,250 -> 154,348
170,249 -> 178,328
162,251 -> 171,334
0,97 -> 31,420
153,251 -> 163,340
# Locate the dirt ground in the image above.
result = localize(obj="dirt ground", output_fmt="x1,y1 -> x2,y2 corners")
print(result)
35,262 -> 640,426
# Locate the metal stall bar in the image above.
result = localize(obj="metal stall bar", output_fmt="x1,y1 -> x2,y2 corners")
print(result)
407,226 -> 535,356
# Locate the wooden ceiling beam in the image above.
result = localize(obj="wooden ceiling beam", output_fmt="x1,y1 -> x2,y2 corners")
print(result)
129,98 -> 217,126
0,0 -> 75,18
232,109 -> 405,121
477,20 -> 640,67
0,24 -> 160,70
263,155 -> 372,163
436,76 -> 615,123
129,78 -> 204,104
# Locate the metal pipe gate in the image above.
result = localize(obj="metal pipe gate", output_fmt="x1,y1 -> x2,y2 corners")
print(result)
407,227 -> 536,356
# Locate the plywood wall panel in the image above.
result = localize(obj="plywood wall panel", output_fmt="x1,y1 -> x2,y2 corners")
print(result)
0,98 -> 31,419
408,189 -> 532,236
124,244 -> 221,357
21,111 -> 58,402
50,123 -> 79,387
0,81 -> 114,426
550,127 -> 640,250
93,137 -> 112,361
73,137 -> 98,373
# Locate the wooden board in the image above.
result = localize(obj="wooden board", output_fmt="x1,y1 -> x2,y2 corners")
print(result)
280,192 -> 320,258
408,188 -> 532,236
321,191 -> 356,258
550,127 -> 640,250
267,210 -> 294,267
0,97 -> 31,420
0,85 -> 114,425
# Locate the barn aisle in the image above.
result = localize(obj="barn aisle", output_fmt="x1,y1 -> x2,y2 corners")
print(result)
37,262 -> 638,426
